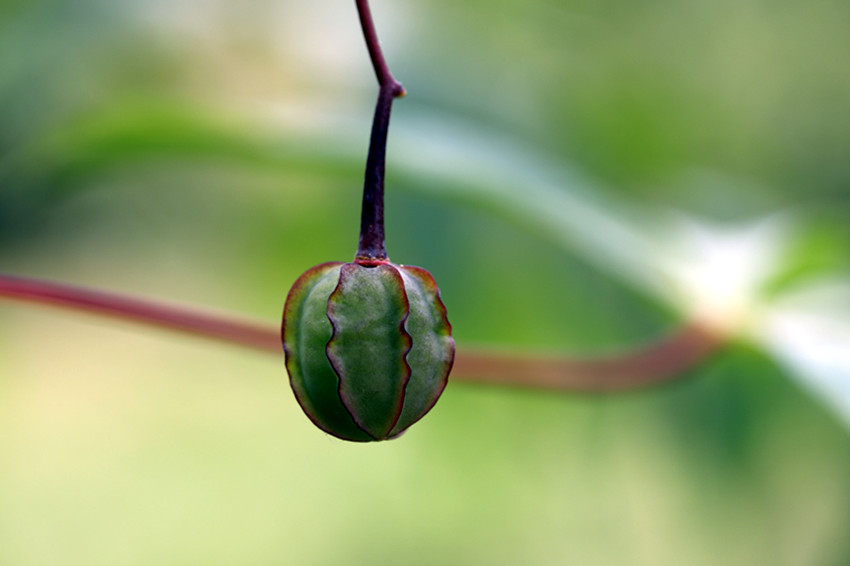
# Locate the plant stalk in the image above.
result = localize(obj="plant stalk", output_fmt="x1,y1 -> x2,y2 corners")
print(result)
354,0 -> 405,263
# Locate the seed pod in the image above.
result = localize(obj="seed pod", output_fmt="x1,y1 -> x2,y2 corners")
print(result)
282,260 -> 454,441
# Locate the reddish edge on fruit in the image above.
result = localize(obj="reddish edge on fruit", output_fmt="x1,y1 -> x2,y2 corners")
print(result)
326,263 -> 413,439
396,265 -> 455,428
281,262 -> 353,438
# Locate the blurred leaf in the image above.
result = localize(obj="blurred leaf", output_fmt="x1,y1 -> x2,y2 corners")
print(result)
763,207 -> 850,297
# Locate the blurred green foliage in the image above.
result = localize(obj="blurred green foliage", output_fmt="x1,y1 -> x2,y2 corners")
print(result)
1,0 -> 849,564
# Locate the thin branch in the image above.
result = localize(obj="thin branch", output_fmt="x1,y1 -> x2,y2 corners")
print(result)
0,273 -> 722,391
355,0 -> 405,96
453,322 -> 722,391
0,273 -> 279,353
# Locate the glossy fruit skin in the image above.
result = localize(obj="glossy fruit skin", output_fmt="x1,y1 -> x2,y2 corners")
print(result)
282,261 -> 454,441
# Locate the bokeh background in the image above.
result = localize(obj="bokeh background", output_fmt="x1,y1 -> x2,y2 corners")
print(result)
2,0 -> 850,564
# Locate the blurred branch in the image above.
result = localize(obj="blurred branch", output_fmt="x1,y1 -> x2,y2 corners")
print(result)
0,273 -> 279,353
453,322 -> 721,391
0,273 -> 722,391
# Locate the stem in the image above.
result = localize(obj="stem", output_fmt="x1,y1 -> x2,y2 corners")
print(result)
0,274 -> 279,353
355,0 -> 405,96
356,84 -> 395,262
354,0 -> 405,263
0,273 -> 722,391
453,322 -> 722,392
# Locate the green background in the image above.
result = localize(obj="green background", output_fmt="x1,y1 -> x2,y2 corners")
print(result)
1,0 -> 849,564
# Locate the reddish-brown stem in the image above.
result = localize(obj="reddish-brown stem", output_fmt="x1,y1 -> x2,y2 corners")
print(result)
354,0 -> 405,263
355,0 -> 405,97
0,274 -> 279,353
453,322 -> 722,391
356,83 -> 396,262
0,273 -> 722,390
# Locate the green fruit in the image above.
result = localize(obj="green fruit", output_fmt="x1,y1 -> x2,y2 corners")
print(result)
282,260 -> 454,441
